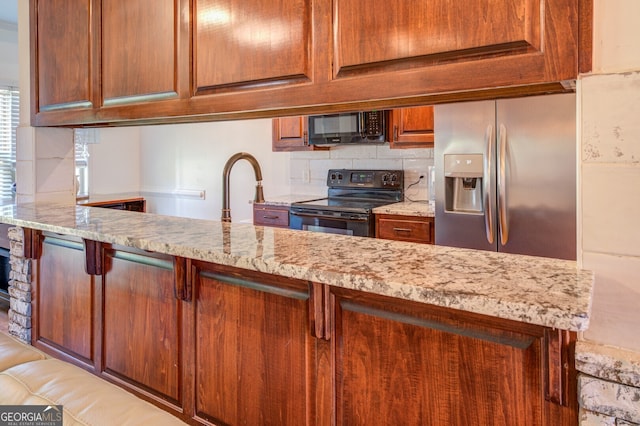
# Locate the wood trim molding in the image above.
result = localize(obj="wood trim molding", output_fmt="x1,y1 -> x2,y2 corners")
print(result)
309,283 -> 333,341
23,228 -> 41,260
173,256 -> 189,301
83,239 -> 103,275
544,329 -> 572,406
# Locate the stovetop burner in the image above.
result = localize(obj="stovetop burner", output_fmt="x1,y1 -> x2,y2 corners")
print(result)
291,169 -> 405,213
291,197 -> 398,213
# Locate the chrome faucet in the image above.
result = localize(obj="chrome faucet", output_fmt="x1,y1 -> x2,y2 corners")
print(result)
221,152 -> 265,222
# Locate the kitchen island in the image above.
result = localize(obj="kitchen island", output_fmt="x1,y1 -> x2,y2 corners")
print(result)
0,201 -> 594,425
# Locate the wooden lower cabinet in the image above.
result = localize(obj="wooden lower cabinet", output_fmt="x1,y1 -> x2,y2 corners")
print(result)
376,213 -> 434,244
100,245 -> 184,409
329,289 -> 578,426
186,262 -> 326,425
253,204 -> 290,228
29,228 -> 577,425
33,233 -> 97,369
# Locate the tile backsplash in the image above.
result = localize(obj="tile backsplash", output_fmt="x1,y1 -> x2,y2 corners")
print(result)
290,144 -> 434,201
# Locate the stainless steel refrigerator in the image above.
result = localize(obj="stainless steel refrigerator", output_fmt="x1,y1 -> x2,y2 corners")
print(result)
434,93 -> 576,260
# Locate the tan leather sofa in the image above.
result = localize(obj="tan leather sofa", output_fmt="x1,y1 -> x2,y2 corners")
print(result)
0,332 -> 187,425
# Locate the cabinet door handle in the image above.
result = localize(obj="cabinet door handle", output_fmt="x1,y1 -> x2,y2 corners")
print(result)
263,215 -> 280,220
393,125 -> 398,141
393,227 -> 412,233
303,131 -> 308,146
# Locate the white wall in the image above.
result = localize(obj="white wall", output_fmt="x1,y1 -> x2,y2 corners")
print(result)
0,21 -> 18,86
138,120 -> 291,222
579,0 -> 640,352
87,127 -> 141,194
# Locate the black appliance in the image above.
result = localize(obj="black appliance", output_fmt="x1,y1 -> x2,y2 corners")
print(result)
308,111 -> 386,145
290,169 -> 404,237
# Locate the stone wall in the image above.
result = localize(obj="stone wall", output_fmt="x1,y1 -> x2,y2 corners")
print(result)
577,341 -> 640,425
7,226 -> 32,343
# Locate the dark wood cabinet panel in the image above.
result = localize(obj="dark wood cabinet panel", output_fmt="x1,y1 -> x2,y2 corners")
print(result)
101,246 -> 183,407
388,106 -> 435,148
193,0 -> 313,94
102,0 -> 186,105
253,204 -> 289,228
272,116 -> 308,151
89,200 -> 146,212
336,0 -> 548,78
30,0 -> 98,114
375,214 -> 434,244
33,234 -> 96,367
329,290 -> 578,426
188,263 -> 320,426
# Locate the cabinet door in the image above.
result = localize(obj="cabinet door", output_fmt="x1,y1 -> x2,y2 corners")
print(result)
188,262 -> 323,425
272,116 -> 308,151
329,289 -> 578,425
253,204 -> 289,228
101,246 -> 184,409
333,0 -> 579,92
33,233 -> 97,369
30,0 -> 99,116
102,0 -> 188,106
389,106 -> 434,148
194,0 -> 313,94
375,214 -> 434,244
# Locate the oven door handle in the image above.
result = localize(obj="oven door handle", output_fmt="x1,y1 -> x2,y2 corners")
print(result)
290,212 -> 369,222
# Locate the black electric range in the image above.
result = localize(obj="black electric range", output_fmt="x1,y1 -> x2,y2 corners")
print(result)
289,169 -> 404,237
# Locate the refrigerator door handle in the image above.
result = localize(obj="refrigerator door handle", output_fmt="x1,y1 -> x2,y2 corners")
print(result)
498,124 -> 509,245
483,124 -> 495,244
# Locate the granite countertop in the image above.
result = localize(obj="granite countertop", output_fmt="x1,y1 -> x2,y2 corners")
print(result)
256,194 -> 323,207
372,201 -> 435,217
0,201 -> 594,331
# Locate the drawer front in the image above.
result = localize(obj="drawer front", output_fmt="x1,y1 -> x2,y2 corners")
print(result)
253,206 -> 290,228
377,216 -> 433,244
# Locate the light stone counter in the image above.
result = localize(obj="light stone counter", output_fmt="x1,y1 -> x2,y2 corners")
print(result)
372,201 -> 435,217
0,201 -> 594,332
257,194 -> 323,207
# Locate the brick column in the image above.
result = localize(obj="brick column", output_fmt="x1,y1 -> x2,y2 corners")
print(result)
7,227 -> 32,343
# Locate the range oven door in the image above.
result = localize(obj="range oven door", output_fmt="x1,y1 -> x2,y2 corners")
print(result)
289,209 -> 373,237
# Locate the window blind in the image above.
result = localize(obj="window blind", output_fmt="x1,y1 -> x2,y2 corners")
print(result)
0,86 -> 19,200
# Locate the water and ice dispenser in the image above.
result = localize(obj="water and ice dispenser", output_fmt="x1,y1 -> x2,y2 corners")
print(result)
444,154 -> 484,214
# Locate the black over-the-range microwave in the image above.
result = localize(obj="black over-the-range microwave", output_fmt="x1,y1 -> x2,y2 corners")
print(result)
308,110 -> 386,145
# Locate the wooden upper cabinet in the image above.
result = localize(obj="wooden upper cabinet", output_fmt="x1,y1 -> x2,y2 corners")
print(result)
193,0 -> 313,95
388,106 -> 434,148
333,0 -> 580,91
102,0 -> 188,105
30,0 -> 97,115
29,0 -> 589,126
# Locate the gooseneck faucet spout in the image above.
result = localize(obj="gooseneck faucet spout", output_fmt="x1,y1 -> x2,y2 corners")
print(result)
221,152 -> 265,223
